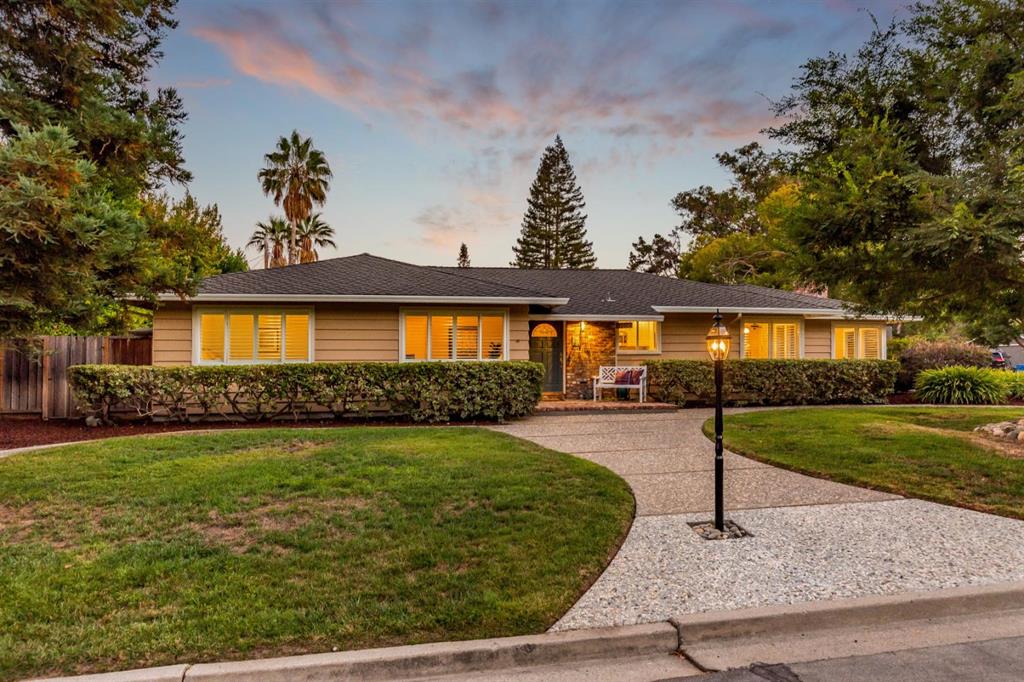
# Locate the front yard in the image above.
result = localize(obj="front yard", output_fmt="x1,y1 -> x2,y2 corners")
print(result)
0,427 -> 633,681
716,407 -> 1024,519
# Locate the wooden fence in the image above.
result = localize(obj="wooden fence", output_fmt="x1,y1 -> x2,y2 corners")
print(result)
0,335 -> 152,419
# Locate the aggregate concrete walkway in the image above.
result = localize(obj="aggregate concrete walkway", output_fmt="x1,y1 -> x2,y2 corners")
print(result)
491,410 -> 1024,630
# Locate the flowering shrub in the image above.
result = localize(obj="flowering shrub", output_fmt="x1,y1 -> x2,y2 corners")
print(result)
68,361 -> 544,423
645,359 -> 898,406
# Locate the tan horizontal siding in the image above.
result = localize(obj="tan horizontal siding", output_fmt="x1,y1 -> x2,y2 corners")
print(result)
152,303 -> 192,366
314,303 -> 399,362
509,305 -> 529,360
659,313 -> 741,360
804,319 -> 832,359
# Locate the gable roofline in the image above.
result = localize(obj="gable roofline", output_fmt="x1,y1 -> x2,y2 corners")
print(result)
158,293 -> 570,305
651,306 -> 900,321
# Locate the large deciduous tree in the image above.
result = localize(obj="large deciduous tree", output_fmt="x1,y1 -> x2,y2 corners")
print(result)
258,131 -> 333,265
629,143 -> 802,288
773,0 -> 1024,341
512,135 -> 596,269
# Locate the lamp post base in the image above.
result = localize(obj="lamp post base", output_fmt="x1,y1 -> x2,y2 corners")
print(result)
689,519 -> 752,541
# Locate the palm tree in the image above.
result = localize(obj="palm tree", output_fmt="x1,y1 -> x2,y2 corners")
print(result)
295,212 -> 336,263
247,216 -> 290,269
257,130 -> 333,265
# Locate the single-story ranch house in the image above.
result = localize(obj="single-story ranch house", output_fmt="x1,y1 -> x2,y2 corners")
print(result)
153,253 -> 890,399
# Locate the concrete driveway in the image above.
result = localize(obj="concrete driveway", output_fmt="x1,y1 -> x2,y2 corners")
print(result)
491,410 -> 1024,630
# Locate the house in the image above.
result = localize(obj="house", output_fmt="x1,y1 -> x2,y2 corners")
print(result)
152,253 -> 890,399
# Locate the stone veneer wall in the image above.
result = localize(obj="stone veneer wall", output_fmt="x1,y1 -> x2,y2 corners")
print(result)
564,321 -> 617,399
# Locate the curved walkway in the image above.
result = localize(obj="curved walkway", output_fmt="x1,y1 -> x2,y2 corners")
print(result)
491,409 -> 1024,630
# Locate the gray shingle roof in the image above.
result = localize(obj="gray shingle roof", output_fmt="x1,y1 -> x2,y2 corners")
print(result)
432,266 -> 846,316
185,253 -> 850,315
193,254 -> 562,302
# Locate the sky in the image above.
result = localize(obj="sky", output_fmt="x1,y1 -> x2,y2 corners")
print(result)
153,0 -> 905,269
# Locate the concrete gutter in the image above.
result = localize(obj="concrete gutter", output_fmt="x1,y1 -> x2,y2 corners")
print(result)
672,580 -> 1024,645
27,582 -> 1024,682
30,623 -> 678,682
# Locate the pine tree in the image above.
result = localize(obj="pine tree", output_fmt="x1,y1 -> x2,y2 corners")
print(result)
457,243 -> 471,267
512,136 -> 596,269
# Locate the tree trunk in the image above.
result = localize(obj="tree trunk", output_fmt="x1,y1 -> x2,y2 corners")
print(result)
288,218 -> 298,265
263,236 -> 270,270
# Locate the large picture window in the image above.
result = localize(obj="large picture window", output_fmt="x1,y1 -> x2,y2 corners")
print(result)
834,325 -> 883,359
402,310 -> 507,361
195,309 -> 311,364
743,321 -> 802,359
617,320 -> 659,352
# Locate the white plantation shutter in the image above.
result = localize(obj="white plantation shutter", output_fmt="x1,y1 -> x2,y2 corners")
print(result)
834,327 -> 855,359
772,323 -> 799,359
859,328 -> 881,359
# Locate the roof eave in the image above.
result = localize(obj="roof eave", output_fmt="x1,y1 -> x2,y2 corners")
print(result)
529,313 -> 665,321
157,293 -> 570,306
651,305 -> 904,320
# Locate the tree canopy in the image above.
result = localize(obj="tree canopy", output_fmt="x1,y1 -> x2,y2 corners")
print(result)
0,0 -> 243,337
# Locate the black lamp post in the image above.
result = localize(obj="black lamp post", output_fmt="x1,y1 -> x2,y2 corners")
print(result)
705,310 -> 731,532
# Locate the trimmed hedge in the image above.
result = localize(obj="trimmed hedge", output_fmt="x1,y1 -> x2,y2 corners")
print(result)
68,361 -> 544,423
914,366 -> 1007,405
646,359 -> 899,406
896,340 -> 990,390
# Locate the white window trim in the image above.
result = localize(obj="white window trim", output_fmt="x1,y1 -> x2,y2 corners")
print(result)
830,322 -> 887,360
615,320 -> 662,355
740,318 -> 806,359
399,307 -> 510,362
192,306 -> 314,365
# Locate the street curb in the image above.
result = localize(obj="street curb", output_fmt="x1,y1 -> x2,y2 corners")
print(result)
671,580 -> 1024,645
30,622 -> 678,682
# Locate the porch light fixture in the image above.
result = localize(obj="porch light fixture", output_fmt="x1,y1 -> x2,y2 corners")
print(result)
705,310 -> 730,531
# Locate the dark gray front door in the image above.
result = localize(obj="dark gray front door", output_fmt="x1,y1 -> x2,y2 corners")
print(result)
529,321 -> 564,393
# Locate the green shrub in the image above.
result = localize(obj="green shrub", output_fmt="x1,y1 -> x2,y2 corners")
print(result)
897,340 -> 990,390
645,359 -> 898,406
69,361 -> 544,423
914,366 -> 1008,404
995,370 -> 1024,400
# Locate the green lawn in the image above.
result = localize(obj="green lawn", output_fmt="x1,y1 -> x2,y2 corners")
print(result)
0,427 -> 633,680
711,407 -> 1024,520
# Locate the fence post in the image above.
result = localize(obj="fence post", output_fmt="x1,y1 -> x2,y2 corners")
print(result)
40,337 -> 51,421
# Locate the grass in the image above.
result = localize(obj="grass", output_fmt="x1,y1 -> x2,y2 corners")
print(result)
0,427 -> 634,680
709,407 -> 1024,520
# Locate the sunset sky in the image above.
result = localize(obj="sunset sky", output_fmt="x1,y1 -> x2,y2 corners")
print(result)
154,0 -> 904,269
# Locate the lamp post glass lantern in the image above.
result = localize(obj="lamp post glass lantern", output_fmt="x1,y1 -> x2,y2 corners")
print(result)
705,311 -> 730,531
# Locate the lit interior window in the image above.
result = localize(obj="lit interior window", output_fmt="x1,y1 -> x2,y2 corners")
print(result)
859,328 -> 881,359
743,323 -> 769,358
198,310 -> 311,364
481,316 -> 504,359
228,314 -> 255,360
834,327 -> 856,359
404,315 -> 428,360
200,314 -> 225,361
257,314 -> 282,360
284,314 -> 309,361
456,315 -> 479,359
618,321 -> 659,351
404,312 -> 506,361
430,315 -> 454,360
772,323 -> 799,359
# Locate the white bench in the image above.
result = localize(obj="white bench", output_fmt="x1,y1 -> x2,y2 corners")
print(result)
593,366 -> 647,403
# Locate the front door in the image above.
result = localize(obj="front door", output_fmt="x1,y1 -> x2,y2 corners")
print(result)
529,321 -> 564,394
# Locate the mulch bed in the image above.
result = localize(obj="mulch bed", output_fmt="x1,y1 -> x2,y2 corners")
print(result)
0,417 -> 435,451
